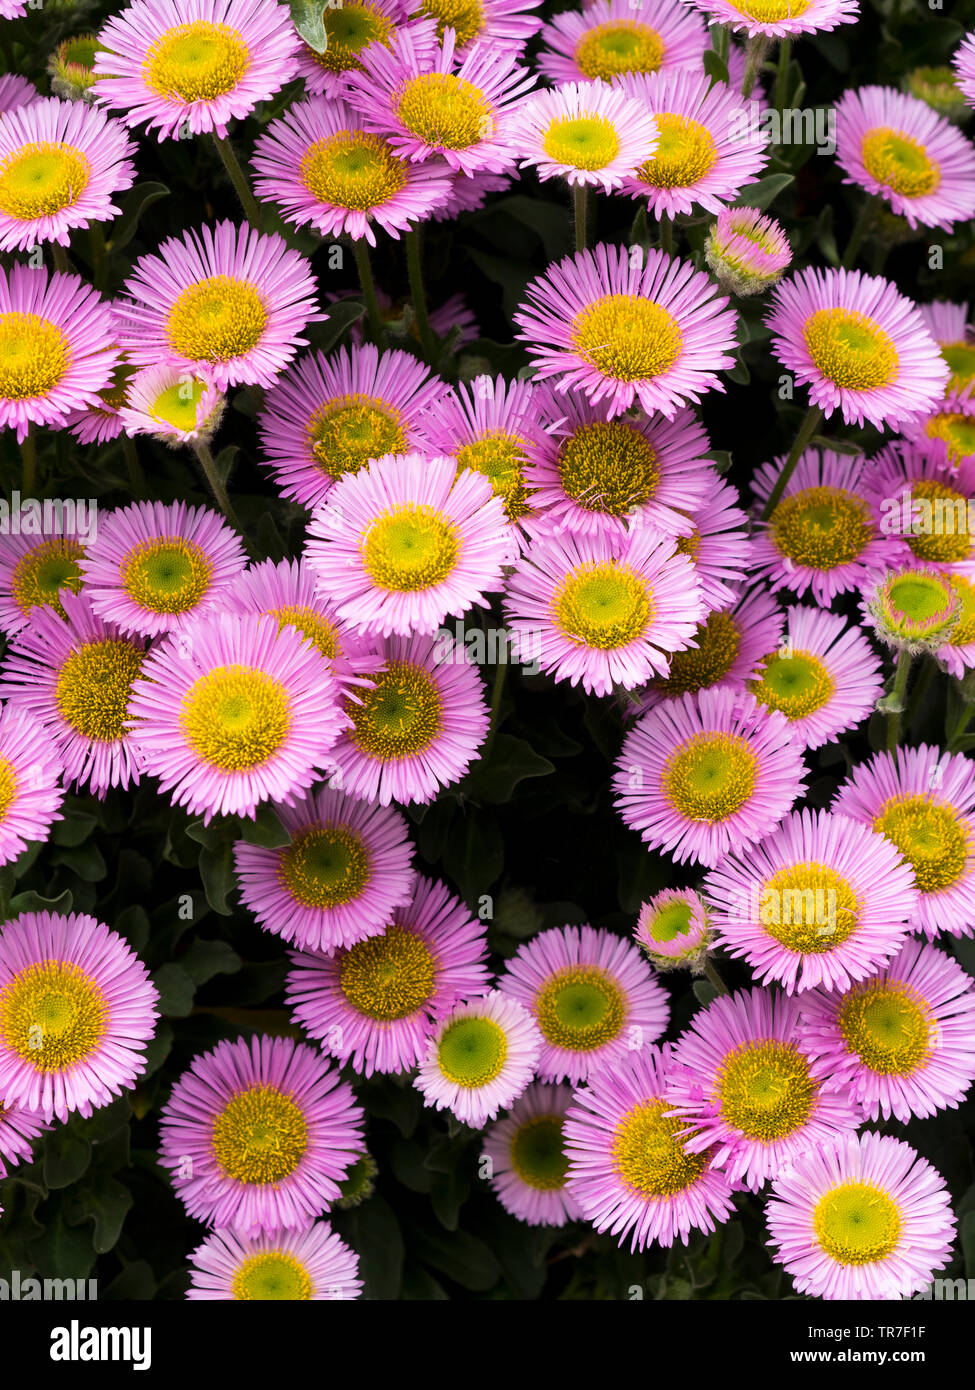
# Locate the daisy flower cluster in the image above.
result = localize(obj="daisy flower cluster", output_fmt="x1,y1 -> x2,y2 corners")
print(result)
0,0 -> 973,1313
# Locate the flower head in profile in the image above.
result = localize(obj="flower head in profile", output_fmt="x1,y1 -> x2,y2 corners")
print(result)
635,887 -> 712,973
117,365 -> 225,445
706,206 -> 792,297
687,0 -> 860,40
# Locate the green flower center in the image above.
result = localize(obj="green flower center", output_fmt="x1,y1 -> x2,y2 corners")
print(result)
803,308 -> 899,391
349,662 -> 443,760
397,73 -> 493,152
838,982 -> 932,1075
55,638 -> 144,743
760,863 -> 860,953
437,1015 -> 507,1088
749,648 -> 835,720
771,485 -> 872,570
509,1114 -> 569,1191
872,793 -> 970,894
231,1251 -> 312,1301
635,113 -> 716,190
279,823 -> 371,909
0,141 -> 91,219
574,21 -> 664,81
813,1182 -> 902,1265
542,114 -> 620,171
180,665 -> 291,771
0,312 -> 69,402
301,131 -> 408,211
120,537 -> 213,615
664,732 -> 758,822
535,965 -> 625,1052
144,20 -> 250,102
862,126 -> 940,198
0,960 -> 107,1072
10,537 -> 84,618
361,504 -> 460,592
655,609 -> 741,696
612,1099 -> 709,1196
166,275 -> 267,365
552,561 -> 651,649
557,420 -> 659,516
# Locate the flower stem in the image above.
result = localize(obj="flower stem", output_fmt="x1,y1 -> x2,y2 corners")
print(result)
759,403 -> 824,521
773,37 -> 792,113
741,35 -> 771,99
885,648 -> 913,751
573,183 -> 588,253
122,434 -> 146,498
841,197 -> 875,270
352,238 -> 384,345
192,438 -> 242,530
212,133 -> 262,230
711,22 -> 730,66
659,212 -> 674,257
21,426 -> 36,495
405,227 -> 437,364
51,242 -> 70,274
703,958 -> 729,996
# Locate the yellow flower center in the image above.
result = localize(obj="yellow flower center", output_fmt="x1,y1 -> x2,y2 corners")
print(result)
557,419 -> 659,516
906,478 -> 972,564
655,609 -> 741,696
166,276 -> 268,365
838,981 -> 932,1075
396,73 -> 494,151
612,1098 -> 709,1196
339,925 -> 436,1020
231,1251 -> 313,1301
413,0 -> 485,48
542,114 -> 621,171
571,294 -> 683,382
945,574 -> 975,648
940,341 -> 975,394
349,661 -> 443,760
717,1038 -> 815,1140
10,538 -> 84,618
301,131 -> 408,211
803,308 -> 899,392
509,1114 -> 570,1191
455,432 -> 531,521
925,410 -> 975,465
635,113 -> 716,190
0,312 -> 69,402
308,392 -> 406,481
770,485 -> 872,569
265,605 -> 340,661
663,731 -> 758,822
55,638 -> 144,742
211,1084 -> 308,1185
0,141 -> 91,219
0,960 -> 107,1071
120,537 -> 213,615
279,823 -> 371,909
552,561 -> 651,650
872,793 -> 970,894
436,1015 -> 507,1088
813,1181 -> 902,1265
361,504 -> 460,592
180,665 -> 291,771
144,21 -> 249,102
574,21 -> 664,81
0,756 -> 17,824
535,965 -> 625,1052
732,0 -> 811,14
760,863 -> 860,953
749,648 -> 835,720
861,126 -> 940,199
309,3 -> 396,72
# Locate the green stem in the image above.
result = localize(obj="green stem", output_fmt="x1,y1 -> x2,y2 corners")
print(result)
902,654 -> 935,739
741,34 -> 771,99
885,648 -> 914,752
21,426 -> 36,495
211,134 -> 261,229
659,212 -> 674,257
842,197 -> 875,270
405,228 -> 437,363
712,22 -> 730,66
703,958 -> 729,996
573,182 -> 588,254
759,404 -> 824,521
51,242 -> 70,274
192,438 -> 242,530
773,37 -> 792,114
484,657 -> 506,760
352,238 -> 384,345
121,434 -> 146,498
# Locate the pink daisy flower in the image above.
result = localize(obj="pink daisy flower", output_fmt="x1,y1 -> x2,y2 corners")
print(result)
285,874 -> 490,1075
0,702 -> 63,866
918,299 -> 975,397
0,97 -> 136,252
0,75 -> 37,116
511,79 -> 658,191
63,355 -> 135,447
616,69 -> 767,219
705,205 -> 792,297
92,0 -> 301,142
251,95 -> 453,246
79,499 -> 247,640
0,590 -> 146,797
419,373 -> 549,527
750,447 -> 891,606
294,0 -> 408,98
115,220 -> 321,391
688,0 -> 860,40
414,989 -> 541,1128
0,1101 -> 49,1178
614,686 -> 805,869
223,557 -> 382,696
497,924 -> 669,1084
863,438 -> 975,578
324,631 -> 489,806
832,743 -> 975,941
861,562 -> 961,655
906,388 -> 975,466
635,887 -> 712,973
766,267 -> 950,431
0,911 -> 158,1124
158,1034 -> 364,1236
667,986 -> 862,1193
537,0 -> 707,88
412,0 -> 542,54
952,30 -> 975,110
525,389 -> 713,541
513,241 -> 738,420
234,785 -> 416,955
674,472 -> 752,612
345,26 -> 535,176
937,571 -> 975,679
0,2 -> 26,19
835,85 -> 975,231
0,517 -> 87,638
117,364 -> 225,444
258,344 -> 446,512
564,1041 -> 738,1251
503,528 -> 706,698
765,1131 -> 955,1300
128,613 -> 348,824
482,1082 -> 583,1228
643,584 -> 785,706
305,452 -> 515,639
747,604 -> 884,751
797,939 -> 975,1124
187,1222 -> 361,1300
704,808 -> 919,995
0,264 -> 118,444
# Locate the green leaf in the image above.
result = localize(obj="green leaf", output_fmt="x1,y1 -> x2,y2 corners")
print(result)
181,937 -> 242,986
316,298 -> 366,354
152,962 -> 196,1018
0,864 -> 15,921
8,888 -> 73,917
64,1176 -> 133,1255
702,49 -> 729,85
443,811 -> 504,905
238,802 -> 292,848
705,450 -> 733,474
212,444 -> 238,488
50,840 -> 107,881
333,1195 -> 404,1299
693,979 -> 718,1006
43,1131 -> 92,1190
810,435 -> 864,456
463,733 -> 554,803
101,1260 -> 157,1301
110,182 -> 169,254
735,173 -> 794,211
430,1169 -> 469,1231
28,1203 -> 96,1281
289,0 -> 328,52
199,840 -> 235,916
115,904 -> 150,952
487,195 -> 572,262
51,811 -> 98,847
409,1225 -> 502,1292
